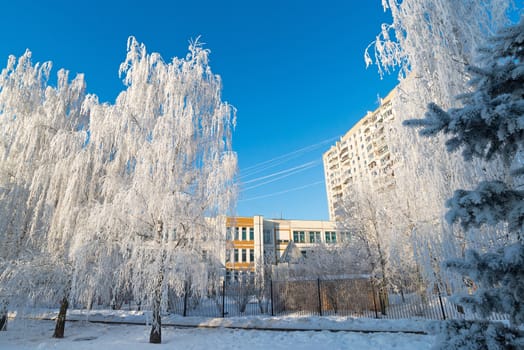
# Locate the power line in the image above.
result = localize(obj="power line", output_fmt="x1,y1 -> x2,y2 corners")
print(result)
242,159 -> 320,185
239,136 -> 338,180
239,180 -> 324,202
242,161 -> 321,191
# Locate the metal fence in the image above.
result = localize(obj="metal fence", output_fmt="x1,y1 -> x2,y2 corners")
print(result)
165,279 -> 269,318
119,276 -> 508,322
270,277 -> 509,321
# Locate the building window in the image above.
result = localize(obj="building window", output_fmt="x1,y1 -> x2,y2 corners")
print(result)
325,231 -> 337,243
242,227 -> 247,240
250,249 -> 254,262
263,230 -> 272,244
339,231 -> 351,242
293,231 -> 305,243
234,227 -> 239,240
234,249 -> 239,262
249,227 -> 254,240
242,249 -> 247,262
226,227 -> 232,241
309,231 -> 321,243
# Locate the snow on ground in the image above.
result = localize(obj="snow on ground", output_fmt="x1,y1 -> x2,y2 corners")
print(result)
0,319 -> 435,350
0,310 -> 436,349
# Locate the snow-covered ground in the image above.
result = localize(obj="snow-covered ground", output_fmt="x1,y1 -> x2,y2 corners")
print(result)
0,310 -> 436,349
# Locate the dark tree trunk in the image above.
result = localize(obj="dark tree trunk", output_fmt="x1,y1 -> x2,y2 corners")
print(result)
149,222 -> 165,344
149,296 -> 162,344
0,313 -> 6,331
53,297 -> 69,338
0,300 -> 6,331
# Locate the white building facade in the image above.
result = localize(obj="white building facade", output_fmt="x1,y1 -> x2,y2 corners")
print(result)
323,88 -> 396,220
224,216 -> 349,278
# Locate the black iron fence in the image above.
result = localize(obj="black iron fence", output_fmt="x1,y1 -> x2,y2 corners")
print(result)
165,279 -> 269,318
117,276 -> 508,322
271,277 -> 378,318
270,277 -> 508,322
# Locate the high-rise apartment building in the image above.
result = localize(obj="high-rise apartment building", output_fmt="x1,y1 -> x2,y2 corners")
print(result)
323,88 -> 396,220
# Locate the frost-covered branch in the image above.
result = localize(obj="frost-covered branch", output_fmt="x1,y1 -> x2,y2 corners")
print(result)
446,181 -> 524,236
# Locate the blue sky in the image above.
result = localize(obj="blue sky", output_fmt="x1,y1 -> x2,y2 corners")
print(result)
0,0 -> 399,220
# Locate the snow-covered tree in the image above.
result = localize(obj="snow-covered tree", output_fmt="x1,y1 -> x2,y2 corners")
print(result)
0,50 -> 89,337
336,186 -> 389,288
406,17 -> 524,348
0,37 -> 237,343
69,37 -> 237,344
363,0 -> 514,292
334,182 -> 427,312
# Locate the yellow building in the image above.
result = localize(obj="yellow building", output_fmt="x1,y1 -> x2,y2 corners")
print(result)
225,216 -> 348,279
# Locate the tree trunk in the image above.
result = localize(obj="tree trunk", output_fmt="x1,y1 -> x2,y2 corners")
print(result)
0,299 -> 6,331
150,223 -> 165,344
149,290 -> 162,344
0,306 -> 6,331
53,297 -> 69,338
150,253 -> 163,343
0,314 -> 6,331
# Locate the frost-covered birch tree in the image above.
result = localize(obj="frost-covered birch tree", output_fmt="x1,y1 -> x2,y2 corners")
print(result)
0,37 -> 237,344
335,184 -> 413,311
69,37 -> 237,344
405,18 -> 524,348
0,51 -> 89,337
364,0 -> 514,289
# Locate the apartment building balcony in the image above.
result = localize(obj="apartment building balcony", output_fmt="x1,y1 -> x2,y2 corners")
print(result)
343,176 -> 353,185
373,136 -> 387,147
329,163 -> 339,170
376,145 -> 388,156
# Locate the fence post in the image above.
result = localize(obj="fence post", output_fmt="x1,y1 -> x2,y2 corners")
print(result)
183,280 -> 188,317
317,278 -> 323,317
270,279 -> 274,316
370,282 -> 379,319
222,279 -> 226,318
436,284 -> 446,320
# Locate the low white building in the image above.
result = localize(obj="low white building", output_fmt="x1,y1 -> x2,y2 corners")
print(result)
224,216 -> 351,279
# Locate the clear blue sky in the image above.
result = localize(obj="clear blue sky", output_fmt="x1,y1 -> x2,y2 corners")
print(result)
0,0 -> 399,220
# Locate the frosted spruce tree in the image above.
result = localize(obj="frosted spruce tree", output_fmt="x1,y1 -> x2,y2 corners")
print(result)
405,17 -> 524,349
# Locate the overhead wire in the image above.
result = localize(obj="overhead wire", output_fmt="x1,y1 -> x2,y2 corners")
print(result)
239,181 -> 325,202
239,136 -> 338,180
236,136 -> 339,201
242,159 -> 320,185
242,160 -> 321,191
